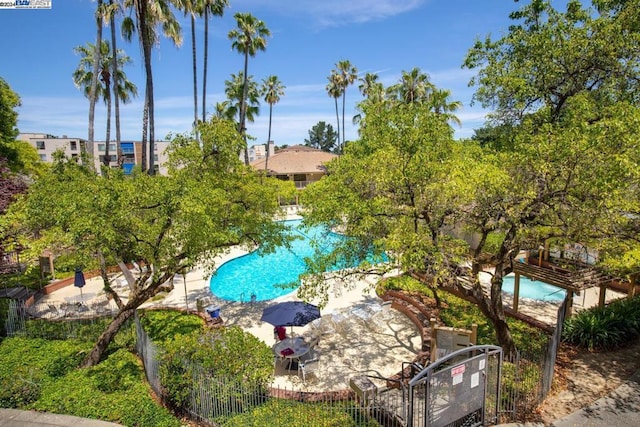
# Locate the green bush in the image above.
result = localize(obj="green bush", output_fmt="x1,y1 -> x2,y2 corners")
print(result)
562,296 -> 640,351
159,326 -> 274,412
219,398 -> 373,427
139,308 -> 204,343
32,348 -> 180,427
0,337 -> 89,407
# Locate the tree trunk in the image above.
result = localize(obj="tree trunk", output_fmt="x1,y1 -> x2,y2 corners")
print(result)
265,104 -> 272,171
110,2 -> 122,169
202,7 -> 209,123
82,306 -> 136,367
240,51 -> 250,165
88,0 -> 103,154
147,48 -> 155,175
191,13 -> 198,141
341,91 -> 346,153
104,80 -> 111,170
334,97 -> 340,153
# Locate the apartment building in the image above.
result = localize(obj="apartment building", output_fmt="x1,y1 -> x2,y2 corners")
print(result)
19,133 -> 169,175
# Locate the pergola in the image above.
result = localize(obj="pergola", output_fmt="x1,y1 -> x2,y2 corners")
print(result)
511,252 -> 625,318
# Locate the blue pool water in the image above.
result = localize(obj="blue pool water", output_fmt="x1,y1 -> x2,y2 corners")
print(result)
501,274 -> 566,302
210,219 -> 346,302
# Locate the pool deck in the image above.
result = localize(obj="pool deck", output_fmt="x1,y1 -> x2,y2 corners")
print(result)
34,214 -> 422,392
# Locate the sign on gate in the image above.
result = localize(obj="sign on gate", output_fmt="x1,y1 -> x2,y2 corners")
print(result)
407,345 -> 503,427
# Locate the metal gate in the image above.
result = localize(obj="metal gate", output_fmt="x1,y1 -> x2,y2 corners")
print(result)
406,345 -> 502,427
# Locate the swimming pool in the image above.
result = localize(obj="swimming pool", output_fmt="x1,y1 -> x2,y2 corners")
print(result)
501,273 -> 566,302
209,219 -> 346,302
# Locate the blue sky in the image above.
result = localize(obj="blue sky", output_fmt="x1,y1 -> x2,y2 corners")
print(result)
0,0 -> 548,147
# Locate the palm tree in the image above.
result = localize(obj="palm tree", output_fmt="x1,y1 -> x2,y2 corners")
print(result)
122,0 -> 182,174
428,87 -> 462,126
336,60 -> 358,152
326,71 -> 342,150
389,67 -> 434,104
106,0 -> 124,165
73,41 -> 137,170
201,0 -> 228,122
358,72 -> 385,102
224,72 -> 260,126
228,12 -> 270,165
88,0 -> 104,156
213,101 -> 235,120
261,75 -> 285,171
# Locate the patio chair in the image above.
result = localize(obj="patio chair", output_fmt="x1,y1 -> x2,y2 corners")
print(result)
298,352 -> 321,383
370,301 -> 393,331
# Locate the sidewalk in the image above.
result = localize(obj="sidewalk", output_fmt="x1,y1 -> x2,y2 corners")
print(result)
550,368 -> 640,427
498,368 -> 640,427
0,408 -> 122,426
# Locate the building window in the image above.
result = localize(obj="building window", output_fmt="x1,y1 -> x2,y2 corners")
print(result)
70,141 -> 77,151
153,154 -> 158,162
98,143 -> 105,152
39,154 -> 47,161
36,141 -> 45,150
120,142 -> 134,154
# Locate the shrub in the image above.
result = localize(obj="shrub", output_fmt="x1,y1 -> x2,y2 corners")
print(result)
0,337 -> 88,407
159,326 -> 274,413
219,398 -> 368,427
32,348 -> 180,427
562,296 -> 640,351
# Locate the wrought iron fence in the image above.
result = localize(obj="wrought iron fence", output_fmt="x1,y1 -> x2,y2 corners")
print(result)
2,300 -> 558,426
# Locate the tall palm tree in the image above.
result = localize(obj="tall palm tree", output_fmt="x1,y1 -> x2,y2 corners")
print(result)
261,75 -> 285,171
326,71 -> 342,150
228,12 -> 270,165
336,60 -> 358,152
122,0 -> 182,174
224,72 -> 260,126
358,72 -> 385,102
106,0 -> 124,165
88,0 -> 104,157
73,41 -> 137,170
201,0 -> 228,122
389,67 -> 434,104
174,0 -> 199,136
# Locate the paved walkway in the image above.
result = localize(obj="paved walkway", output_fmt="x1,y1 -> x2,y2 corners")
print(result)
499,368 -> 640,427
0,408 -> 122,426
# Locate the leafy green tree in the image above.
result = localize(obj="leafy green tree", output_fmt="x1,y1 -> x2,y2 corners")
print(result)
0,77 -> 21,167
464,0 -> 640,125
304,121 -> 338,153
260,75 -> 285,170
2,118 -> 292,367
73,40 -> 137,169
228,12 -> 270,165
122,0 -> 182,174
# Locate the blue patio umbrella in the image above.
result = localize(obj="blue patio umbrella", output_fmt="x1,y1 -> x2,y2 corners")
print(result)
74,268 -> 86,299
260,301 -> 320,334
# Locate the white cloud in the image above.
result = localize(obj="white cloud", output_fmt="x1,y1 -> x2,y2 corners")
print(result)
236,0 -> 426,28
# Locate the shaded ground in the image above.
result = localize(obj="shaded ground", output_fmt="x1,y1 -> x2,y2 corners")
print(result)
535,339 -> 640,425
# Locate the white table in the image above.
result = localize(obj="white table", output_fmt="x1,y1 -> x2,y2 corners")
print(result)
273,337 -> 310,369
